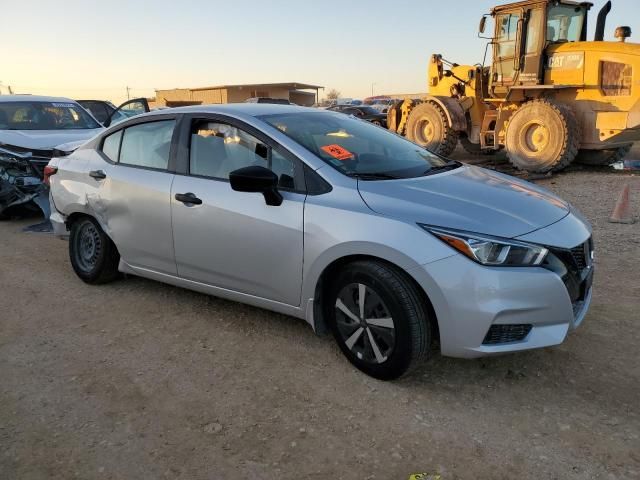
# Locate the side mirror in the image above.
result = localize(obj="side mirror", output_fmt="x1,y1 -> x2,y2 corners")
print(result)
479,16 -> 487,34
229,165 -> 283,206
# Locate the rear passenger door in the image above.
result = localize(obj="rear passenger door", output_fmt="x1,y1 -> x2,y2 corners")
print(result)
90,116 -> 179,275
170,115 -> 306,306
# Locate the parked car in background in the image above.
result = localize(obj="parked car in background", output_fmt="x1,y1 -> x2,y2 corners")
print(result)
328,105 -> 388,127
0,95 -> 147,218
77,98 -> 149,126
244,97 -> 292,105
364,96 -> 394,114
49,104 -> 593,380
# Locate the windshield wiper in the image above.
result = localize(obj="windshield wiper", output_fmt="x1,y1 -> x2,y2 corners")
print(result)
346,172 -> 399,180
423,160 -> 461,176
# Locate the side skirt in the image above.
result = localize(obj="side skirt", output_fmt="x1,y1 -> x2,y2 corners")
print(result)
118,260 -> 308,322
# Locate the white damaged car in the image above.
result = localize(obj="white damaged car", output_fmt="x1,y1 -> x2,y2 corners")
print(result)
0,95 -> 147,218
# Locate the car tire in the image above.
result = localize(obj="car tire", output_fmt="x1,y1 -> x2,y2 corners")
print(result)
327,260 -> 431,380
69,216 -> 121,284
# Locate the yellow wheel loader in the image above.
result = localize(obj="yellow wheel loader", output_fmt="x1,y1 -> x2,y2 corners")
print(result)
387,0 -> 639,172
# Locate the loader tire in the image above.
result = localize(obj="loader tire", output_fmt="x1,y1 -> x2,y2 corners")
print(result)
575,144 -> 632,166
505,99 -> 580,173
459,136 -> 495,156
406,102 -> 458,157
386,102 -> 402,133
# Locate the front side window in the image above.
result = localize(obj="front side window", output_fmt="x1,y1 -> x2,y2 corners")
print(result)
0,101 -> 101,131
80,101 -> 111,124
189,121 -> 295,188
259,111 -> 448,179
496,13 -> 520,59
525,8 -> 544,54
111,100 -> 148,125
547,5 -> 585,42
119,120 -> 175,169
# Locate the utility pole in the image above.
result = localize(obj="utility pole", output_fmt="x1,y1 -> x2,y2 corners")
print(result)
371,83 -> 376,97
126,86 -> 131,100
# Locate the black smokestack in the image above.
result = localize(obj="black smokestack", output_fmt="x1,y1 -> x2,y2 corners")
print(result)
595,0 -> 612,41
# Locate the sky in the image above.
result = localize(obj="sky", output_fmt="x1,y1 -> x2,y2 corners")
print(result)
3,0 -> 639,104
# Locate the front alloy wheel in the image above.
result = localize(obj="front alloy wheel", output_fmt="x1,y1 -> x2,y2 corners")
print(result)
328,260 -> 431,380
335,283 -> 396,364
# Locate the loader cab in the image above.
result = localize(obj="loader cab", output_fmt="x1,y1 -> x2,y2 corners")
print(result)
485,0 -> 591,97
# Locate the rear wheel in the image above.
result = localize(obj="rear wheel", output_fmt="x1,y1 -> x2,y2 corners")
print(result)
575,144 -> 632,166
406,102 -> 458,157
505,99 -> 580,173
69,216 -> 120,284
327,260 -> 431,380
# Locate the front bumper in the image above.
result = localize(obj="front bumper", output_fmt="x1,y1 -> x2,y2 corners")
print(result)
411,248 -> 592,359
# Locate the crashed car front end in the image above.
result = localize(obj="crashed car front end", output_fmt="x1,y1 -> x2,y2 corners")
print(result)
0,144 -> 57,218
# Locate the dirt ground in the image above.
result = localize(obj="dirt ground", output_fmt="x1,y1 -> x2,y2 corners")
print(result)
1,154 -> 639,479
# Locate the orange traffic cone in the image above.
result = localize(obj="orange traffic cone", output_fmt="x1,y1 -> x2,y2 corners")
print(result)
609,184 -> 635,224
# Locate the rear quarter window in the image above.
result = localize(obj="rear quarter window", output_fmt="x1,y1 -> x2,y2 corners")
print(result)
101,130 -> 122,162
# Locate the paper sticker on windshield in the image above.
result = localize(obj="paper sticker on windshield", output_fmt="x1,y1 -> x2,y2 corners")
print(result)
51,103 -> 76,108
321,144 -> 354,161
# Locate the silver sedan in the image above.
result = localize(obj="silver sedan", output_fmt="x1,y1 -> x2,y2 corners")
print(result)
48,104 -> 593,380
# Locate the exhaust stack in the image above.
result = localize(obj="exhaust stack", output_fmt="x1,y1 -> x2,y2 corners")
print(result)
594,0 -> 612,41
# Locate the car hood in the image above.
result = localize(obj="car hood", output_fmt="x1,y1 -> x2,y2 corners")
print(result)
357,165 -> 570,238
0,128 -> 103,151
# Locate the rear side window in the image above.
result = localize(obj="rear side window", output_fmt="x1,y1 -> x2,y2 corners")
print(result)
101,130 -> 122,162
119,120 -> 175,170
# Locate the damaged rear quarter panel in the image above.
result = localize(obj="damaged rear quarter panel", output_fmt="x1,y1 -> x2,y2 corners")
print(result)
50,150 -> 108,230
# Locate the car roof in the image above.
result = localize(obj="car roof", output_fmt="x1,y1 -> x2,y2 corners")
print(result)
144,103 -> 319,118
0,94 -> 80,104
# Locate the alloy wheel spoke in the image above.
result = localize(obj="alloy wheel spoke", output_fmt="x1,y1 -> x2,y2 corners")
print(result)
365,317 -> 394,329
335,298 -> 360,324
345,327 -> 364,350
366,327 -> 386,364
358,284 -> 366,319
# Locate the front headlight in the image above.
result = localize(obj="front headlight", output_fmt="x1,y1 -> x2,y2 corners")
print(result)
420,225 -> 548,267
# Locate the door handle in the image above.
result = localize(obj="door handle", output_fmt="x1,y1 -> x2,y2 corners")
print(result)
89,170 -> 107,180
175,192 -> 202,205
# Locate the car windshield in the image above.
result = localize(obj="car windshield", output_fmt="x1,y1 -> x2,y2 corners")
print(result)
0,101 -> 101,130
260,111 -> 450,179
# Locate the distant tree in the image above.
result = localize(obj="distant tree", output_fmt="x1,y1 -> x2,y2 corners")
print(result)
326,88 -> 341,101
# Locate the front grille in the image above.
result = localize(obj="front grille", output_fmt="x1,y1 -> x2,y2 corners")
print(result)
570,243 -> 588,270
544,237 -> 593,304
482,324 -> 532,345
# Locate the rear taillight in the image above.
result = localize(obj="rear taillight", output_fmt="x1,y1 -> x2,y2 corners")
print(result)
43,165 -> 58,185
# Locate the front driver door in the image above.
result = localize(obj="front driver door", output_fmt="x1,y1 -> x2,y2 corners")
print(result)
170,115 -> 305,306
491,11 -> 521,97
